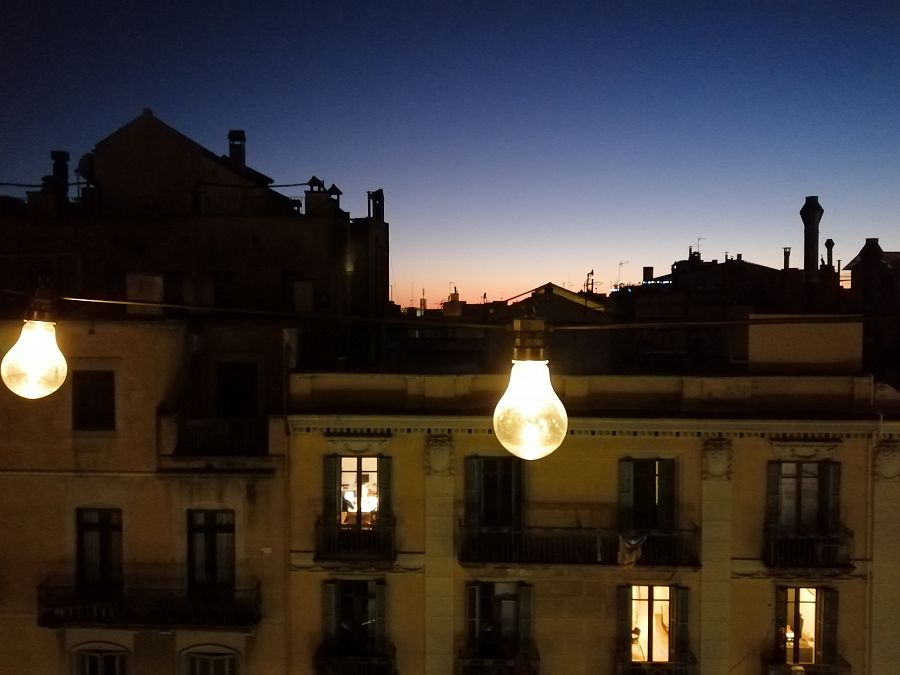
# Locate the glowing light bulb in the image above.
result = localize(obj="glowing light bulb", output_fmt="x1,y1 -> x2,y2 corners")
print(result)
1,320 -> 68,399
493,359 -> 568,460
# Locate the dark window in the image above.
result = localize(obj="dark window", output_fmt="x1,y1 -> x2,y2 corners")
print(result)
617,585 -> 689,663
213,271 -> 238,307
215,362 -> 258,418
76,508 -> 122,589
187,509 -> 235,591
774,586 -> 838,665
76,649 -> 127,675
464,456 -> 523,528
466,581 -> 532,657
767,462 -> 841,533
72,370 -> 116,430
186,652 -> 239,675
322,579 -> 386,651
323,455 -> 392,527
619,458 -> 676,530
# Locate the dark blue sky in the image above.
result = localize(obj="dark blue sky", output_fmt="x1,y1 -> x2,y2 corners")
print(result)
3,1 -> 899,304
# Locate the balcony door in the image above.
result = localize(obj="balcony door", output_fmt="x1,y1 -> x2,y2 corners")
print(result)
188,509 -> 235,594
76,508 -> 122,592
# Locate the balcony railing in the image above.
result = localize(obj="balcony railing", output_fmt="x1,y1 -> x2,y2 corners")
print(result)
764,526 -> 854,569
177,417 -> 269,456
459,646 -> 540,675
315,640 -> 397,675
37,574 -> 261,629
459,524 -> 699,567
616,652 -> 699,675
762,656 -> 851,674
315,517 -> 397,563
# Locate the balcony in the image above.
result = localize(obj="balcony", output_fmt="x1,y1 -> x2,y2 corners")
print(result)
315,640 -> 397,675
459,646 -> 540,675
616,652 -> 699,674
176,417 -> 269,456
37,573 -> 261,630
315,517 -> 397,564
761,656 -> 851,674
459,525 -> 699,567
764,526 -> 854,569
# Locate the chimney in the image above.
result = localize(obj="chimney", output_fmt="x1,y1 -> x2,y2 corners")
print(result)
825,238 -> 834,268
368,189 -> 385,222
800,196 -> 823,283
783,246 -> 791,270
643,266 -> 654,282
736,253 -> 742,261
51,150 -> 69,200
228,130 -> 246,168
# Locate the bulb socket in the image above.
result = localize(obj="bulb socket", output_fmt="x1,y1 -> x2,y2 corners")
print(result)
511,318 -> 547,361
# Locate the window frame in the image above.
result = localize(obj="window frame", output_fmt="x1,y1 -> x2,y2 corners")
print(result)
619,458 -> 676,531
767,461 -> 841,533
466,581 -> 533,657
323,454 -> 393,528
464,455 -> 523,529
72,370 -> 116,431
76,507 -> 123,590
187,509 -> 236,592
774,585 -> 839,665
183,646 -> 240,675
72,643 -> 130,675
322,579 -> 387,651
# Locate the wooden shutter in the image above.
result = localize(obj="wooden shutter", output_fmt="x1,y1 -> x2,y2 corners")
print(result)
322,455 -> 339,524
322,580 -> 338,641
616,586 -> 632,656
815,587 -> 839,664
766,462 -> 782,527
464,456 -> 483,527
510,458 -> 524,530
466,582 -> 482,649
672,586 -> 689,660
618,459 -> 635,531
374,580 -> 387,642
378,455 -> 393,517
818,462 -> 841,533
657,459 -> 677,530
517,583 -> 533,650
774,586 -> 787,662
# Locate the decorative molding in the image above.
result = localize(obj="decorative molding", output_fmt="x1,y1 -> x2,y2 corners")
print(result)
324,434 -> 391,455
289,550 -> 424,573
702,438 -> 732,480
769,437 -> 841,461
875,440 -> 900,482
425,434 -> 454,475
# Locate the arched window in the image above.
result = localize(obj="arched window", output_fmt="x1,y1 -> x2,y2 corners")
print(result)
183,645 -> 240,675
72,642 -> 129,675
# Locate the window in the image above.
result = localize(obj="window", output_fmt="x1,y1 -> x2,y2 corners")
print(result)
767,461 -> 840,532
185,650 -> 239,675
77,508 -> 122,589
775,586 -> 838,665
618,458 -> 676,531
72,370 -> 116,430
215,362 -> 258,418
322,579 -> 386,651
187,510 -> 235,591
74,646 -> 128,675
323,455 -> 392,527
464,456 -> 523,528
466,582 -> 533,657
618,585 -> 688,663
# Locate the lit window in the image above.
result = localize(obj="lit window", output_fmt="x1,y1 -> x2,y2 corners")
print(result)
336,456 -> 388,527
776,586 -> 839,665
630,585 -> 670,663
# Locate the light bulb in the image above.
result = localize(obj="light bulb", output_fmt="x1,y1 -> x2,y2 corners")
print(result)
1,320 -> 68,399
493,359 -> 568,460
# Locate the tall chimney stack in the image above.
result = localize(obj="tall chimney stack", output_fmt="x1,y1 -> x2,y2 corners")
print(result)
51,150 -> 69,200
228,130 -> 246,168
783,246 -> 791,270
825,238 -> 834,269
800,196 -> 823,283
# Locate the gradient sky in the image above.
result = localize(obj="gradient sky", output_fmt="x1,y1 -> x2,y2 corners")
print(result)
3,1 -> 899,306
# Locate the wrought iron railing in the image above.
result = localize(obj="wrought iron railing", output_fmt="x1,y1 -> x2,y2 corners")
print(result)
764,525 -> 854,569
37,575 -> 261,629
762,655 -> 851,674
616,651 -> 699,674
315,517 -> 397,562
459,524 -> 699,567
314,640 -> 397,675
176,417 -> 268,456
459,645 -> 540,675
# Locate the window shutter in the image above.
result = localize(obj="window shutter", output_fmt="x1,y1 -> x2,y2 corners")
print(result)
517,583 -> 533,650
322,580 -> 338,642
766,462 -> 782,528
774,586 -> 787,662
818,462 -> 841,533
323,455 -> 339,524
374,580 -> 387,643
618,460 -> 635,531
378,455 -> 393,517
511,458 -> 524,529
464,456 -> 483,527
672,586 -> 689,660
657,459 -> 677,530
466,582 -> 482,650
617,586 -> 632,656
816,587 -> 839,664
